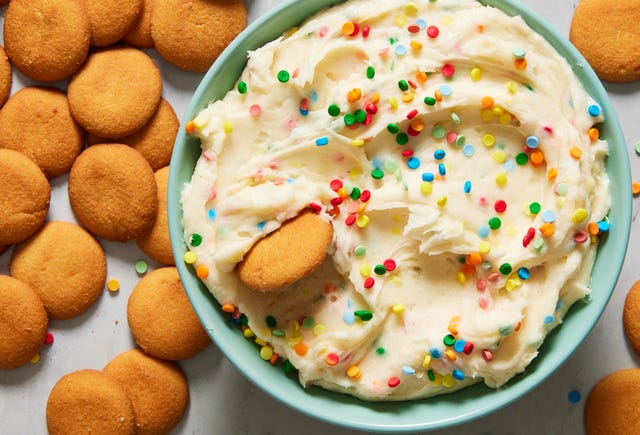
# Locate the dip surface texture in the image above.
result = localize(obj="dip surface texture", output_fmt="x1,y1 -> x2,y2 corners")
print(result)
182,0 -> 610,400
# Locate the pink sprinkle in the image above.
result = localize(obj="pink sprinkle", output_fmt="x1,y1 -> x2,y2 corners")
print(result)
388,376 -> 401,388
202,150 -> 215,161
494,200 -> 507,213
574,231 -> 589,244
268,160 -> 280,169
207,188 -> 217,201
478,196 -> 488,206
408,80 -> 418,90
360,190 -> 371,202
427,25 -> 440,38
482,349 -> 493,362
363,113 -> 373,126
378,48 -> 390,56
345,214 -> 357,226
249,104 -> 262,117
44,333 -> 54,345
318,26 -> 329,37
488,273 -> 500,282
292,68 -> 300,78
282,117 -> 296,131
476,279 -> 486,291
442,63 -> 455,78
446,131 -> 457,144
383,259 -> 397,271
543,126 -> 554,135
478,296 -> 490,309
347,201 -> 360,214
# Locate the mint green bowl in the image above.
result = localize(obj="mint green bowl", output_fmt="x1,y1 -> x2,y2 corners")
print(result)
168,0 -> 632,431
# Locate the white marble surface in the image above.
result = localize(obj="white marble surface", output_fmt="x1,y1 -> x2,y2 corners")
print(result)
1,1 -> 639,434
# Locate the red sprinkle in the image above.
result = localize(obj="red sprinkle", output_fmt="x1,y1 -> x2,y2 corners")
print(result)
44,333 -> 54,345
345,214 -> 357,226
363,277 -> 375,289
330,197 -> 344,207
326,352 -> 340,366
360,190 -> 371,202
407,24 -> 420,33
401,149 -> 414,157
407,126 -> 420,137
442,63 -> 455,78
329,179 -> 343,191
388,376 -> 401,388
365,103 -> 378,114
363,113 -> 373,126
406,109 -> 419,119
383,259 -> 397,271
309,202 -> 322,212
408,80 -> 418,89
463,342 -> 474,355
427,25 -> 440,38
494,200 -> 507,213
574,231 -> 589,244
362,25 -> 370,38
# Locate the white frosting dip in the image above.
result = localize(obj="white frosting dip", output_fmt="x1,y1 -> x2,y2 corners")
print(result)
182,0 -> 610,400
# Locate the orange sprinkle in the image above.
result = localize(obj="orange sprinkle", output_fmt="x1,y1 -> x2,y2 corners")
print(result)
294,342 -> 308,356
328,206 -> 340,218
416,71 -> 428,83
570,146 -> 583,159
196,265 -> 209,279
347,365 -> 362,380
530,150 -> 545,166
448,316 -> 460,335
410,119 -> 425,132
337,187 -> 349,198
445,349 -> 457,361
185,120 -> 196,134
588,127 -> 600,141
221,303 -> 235,313
434,89 -> 443,102
514,57 -> 527,70
633,181 -> 640,196
481,96 -> 494,109
410,40 -> 423,50
539,222 -> 555,238
546,167 -> 558,180
476,24 -> 484,33
467,252 -> 483,266
347,88 -> 362,103
515,321 -> 522,331
462,263 -> 476,276
371,92 -> 381,104
342,22 -> 356,36
587,222 -> 600,235
269,353 -> 279,364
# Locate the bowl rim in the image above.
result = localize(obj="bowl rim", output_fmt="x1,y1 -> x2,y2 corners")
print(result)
168,0 -> 632,432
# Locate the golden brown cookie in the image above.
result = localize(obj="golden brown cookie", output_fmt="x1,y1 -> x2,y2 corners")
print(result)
0,275 -> 48,370
0,86 -> 85,179
0,149 -> 50,245
584,368 -> 640,434
68,144 -> 158,242
570,0 -> 640,82
623,279 -> 640,356
238,210 -> 334,292
136,166 -> 175,265
87,98 -> 178,171
103,349 -> 189,435
3,0 -> 90,82
46,369 -> 137,435
10,221 -> 106,320
82,0 -> 143,47
67,45 -> 162,139
128,267 -> 211,360
151,0 -> 247,72
0,45 -> 11,108
123,0 -> 154,48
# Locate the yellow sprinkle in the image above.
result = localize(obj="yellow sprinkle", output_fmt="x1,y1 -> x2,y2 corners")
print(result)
506,81 -> 517,94
356,214 -> 370,228
437,195 -> 447,206
389,97 -> 398,109
222,121 -> 233,134
479,241 -> 491,254
349,169 -> 362,180
243,328 -> 255,338
183,250 -> 197,264
351,138 -> 365,147
445,349 -> 457,361
347,365 -> 362,380
30,353 -> 40,364
482,134 -> 495,147
420,182 -> 433,195
107,279 -> 120,292
401,91 -> 414,103
481,109 -> 494,121
313,324 -> 327,336
254,338 -> 267,346
410,40 -> 423,50
360,263 -> 372,278
405,2 -> 418,15
442,374 -> 456,387
492,150 -> 506,163
422,355 -> 432,368
430,372 -> 442,385
260,346 -> 274,361
287,336 -> 302,347
392,304 -> 405,314
573,208 -> 589,223
498,112 -> 512,124
495,172 -> 508,187
395,14 -> 408,26
470,67 -> 482,81
546,167 -> 558,180
456,271 -> 466,284
506,279 -> 518,291
492,105 -> 505,116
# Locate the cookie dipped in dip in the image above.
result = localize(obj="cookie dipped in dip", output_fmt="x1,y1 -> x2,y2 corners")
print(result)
181,0 -> 611,400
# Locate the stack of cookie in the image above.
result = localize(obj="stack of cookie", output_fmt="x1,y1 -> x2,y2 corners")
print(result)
0,0 -> 246,433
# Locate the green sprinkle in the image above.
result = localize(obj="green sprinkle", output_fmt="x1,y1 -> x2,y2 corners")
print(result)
350,187 -> 361,200
529,202 -> 541,214
366,66 -> 376,79
371,168 -> 385,179
455,134 -> 466,148
344,113 -> 356,125
239,314 -> 249,326
384,160 -> 398,172
237,81 -> 248,94
515,153 -> 529,165
283,359 -> 294,374
424,96 -> 436,106
277,70 -> 290,82
376,347 -> 386,355
443,334 -> 456,346
354,109 -> 367,123
498,325 -> 514,336
189,233 -> 203,247
354,245 -> 366,256
355,310 -> 373,321
266,315 -> 277,328
135,260 -> 148,275
635,141 -> 640,155
302,317 -> 315,329
396,132 -> 409,145
427,369 -> 435,381
328,104 -> 341,117
488,217 -> 502,230
272,329 -> 285,337
432,125 -> 446,139
387,123 -> 400,134
499,263 -> 513,275
398,79 -> 409,92
374,264 -> 386,275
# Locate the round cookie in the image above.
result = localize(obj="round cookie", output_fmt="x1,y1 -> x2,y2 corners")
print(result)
83,0 -> 143,47
46,369 -> 136,435
623,279 -> 640,356
151,0 -> 247,72
238,210 -> 334,292
87,98 -> 179,171
123,0 -> 154,48
67,45 -> 162,139
68,144 -> 158,242
103,349 -> 189,435
570,0 -> 640,82
584,368 -> 640,434
3,0 -> 90,82
0,275 -> 48,370
0,149 -> 50,245
0,45 -> 11,108
0,86 -> 85,179
127,267 -> 211,360
136,166 -> 175,265
10,221 -> 106,320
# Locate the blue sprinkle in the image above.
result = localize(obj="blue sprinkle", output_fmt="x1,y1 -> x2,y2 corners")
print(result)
315,136 -> 329,146
526,135 -> 539,148
300,108 -> 309,116
256,221 -> 266,230
462,144 -> 474,157
416,18 -> 427,29
429,348 -> 442,358
517,267 -> 530,280
544,314 -> 555,325
286,177 -> 295,183
453,340 -> 466,353
343,312 -> 355,325
309,91 -> 319,102
433,149 -> 446,160
439,85 -> 452,96
422,172 -> 435,182
542,210 -> 557,223
556,299 -> 564,311
402,366 -> 416,375
395,45 -> 407,56
372,156 -> 384,169
504,159 -> 516,172
438,162 -> 446,176
568,390 -> 581,404
207,208 -> 217,221
407,156 -> 420,169
347,299 -> 354,308
463,180 -> 472,193
598,220 -> 610,232
478,225 -> 490,238
452,369 -> 465,381
588,104 -> 601,117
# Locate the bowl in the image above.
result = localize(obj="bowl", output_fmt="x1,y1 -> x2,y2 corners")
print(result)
168,0 -> 632,431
